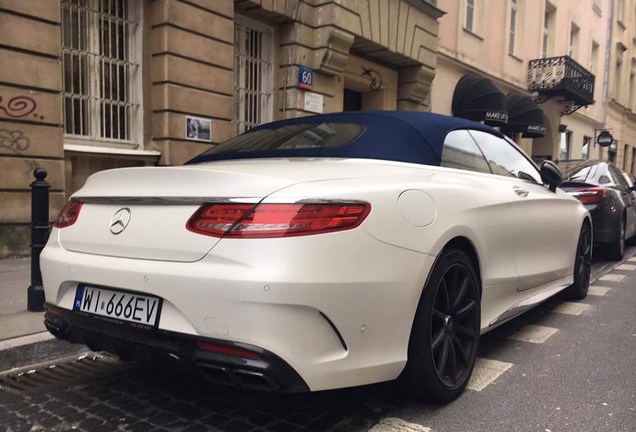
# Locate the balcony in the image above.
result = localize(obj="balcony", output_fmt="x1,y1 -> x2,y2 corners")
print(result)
527,55 -> 595,115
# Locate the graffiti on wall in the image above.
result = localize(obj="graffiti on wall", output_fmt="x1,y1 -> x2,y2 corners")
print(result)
0,95 -> 44,120
0,93 -> 45,171
0,129 -> 31,153
0,128 -> 38,170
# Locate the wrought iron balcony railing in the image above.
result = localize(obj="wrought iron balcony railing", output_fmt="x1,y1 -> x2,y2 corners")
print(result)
527,55 -> 595,115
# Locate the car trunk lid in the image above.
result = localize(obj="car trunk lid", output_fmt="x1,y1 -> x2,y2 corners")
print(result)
56,160 -> 415,262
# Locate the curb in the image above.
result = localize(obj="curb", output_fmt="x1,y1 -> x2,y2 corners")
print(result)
0,332 -> 87,373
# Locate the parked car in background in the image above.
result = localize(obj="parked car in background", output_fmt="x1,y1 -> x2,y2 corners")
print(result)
41,112 -> 591,404
623,172 -> 636,201
559,159 -> 636,260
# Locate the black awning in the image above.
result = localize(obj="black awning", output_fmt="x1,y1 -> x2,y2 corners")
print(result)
452,75 -> 508,125
500,93 -> 546,138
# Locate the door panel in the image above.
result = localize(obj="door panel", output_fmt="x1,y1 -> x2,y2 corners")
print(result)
467,130 -> 577,291
509,183 -> 580,291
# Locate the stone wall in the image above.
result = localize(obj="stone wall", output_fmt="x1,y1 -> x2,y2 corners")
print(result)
148,0 -> 236,165
0,0 -> 65,257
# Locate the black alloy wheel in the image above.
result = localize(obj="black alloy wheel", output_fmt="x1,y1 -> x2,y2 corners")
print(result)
430,262 -> 480,387
565,223 -> 591,300
399,248 -> 480,403
607,217 -> 626,261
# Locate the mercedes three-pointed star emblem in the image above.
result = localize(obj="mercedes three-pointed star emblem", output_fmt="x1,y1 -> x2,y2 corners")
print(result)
109,208 -> 132,235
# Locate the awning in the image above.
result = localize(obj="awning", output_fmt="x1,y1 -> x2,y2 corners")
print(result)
500,93 -> 546,138
452,75 -> 508,125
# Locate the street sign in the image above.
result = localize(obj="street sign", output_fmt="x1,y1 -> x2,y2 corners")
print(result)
298,66 -> 313,90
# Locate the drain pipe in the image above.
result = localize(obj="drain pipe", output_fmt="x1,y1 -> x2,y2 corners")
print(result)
599,0 -> 613,158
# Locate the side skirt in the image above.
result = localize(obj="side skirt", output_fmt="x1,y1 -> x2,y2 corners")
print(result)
488,276 -> 573,328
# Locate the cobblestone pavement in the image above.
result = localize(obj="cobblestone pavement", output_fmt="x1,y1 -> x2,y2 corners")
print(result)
0,248 -> 633,432
0,354 -> 400,432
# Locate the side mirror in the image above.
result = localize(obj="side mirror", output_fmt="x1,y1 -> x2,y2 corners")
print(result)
540,160 -> 563,192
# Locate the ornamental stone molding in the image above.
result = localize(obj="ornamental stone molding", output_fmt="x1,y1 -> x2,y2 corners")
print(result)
314,28 -> 356,76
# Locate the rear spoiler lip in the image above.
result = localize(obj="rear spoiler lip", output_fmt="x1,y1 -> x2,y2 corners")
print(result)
71,196 -> 262,205
559,181 -> 600,189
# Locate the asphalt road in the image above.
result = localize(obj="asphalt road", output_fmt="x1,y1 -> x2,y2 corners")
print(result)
0,247 -> 634,432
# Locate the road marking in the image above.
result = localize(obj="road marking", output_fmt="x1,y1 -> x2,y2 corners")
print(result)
368,418 -> 431,432
599,274 -> 625,282
588,286 -> 611,296
615,264 -> 636,271
627,257 -> 636,263
553,302 -> 590,315
508,325 -> 558,343
0,332 -> 54,351
467,358 -> 513,391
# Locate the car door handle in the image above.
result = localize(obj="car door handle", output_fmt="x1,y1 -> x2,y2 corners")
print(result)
513,187 -> 529,197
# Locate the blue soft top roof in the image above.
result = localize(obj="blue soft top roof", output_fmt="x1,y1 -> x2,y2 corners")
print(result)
187,111 -> 503,166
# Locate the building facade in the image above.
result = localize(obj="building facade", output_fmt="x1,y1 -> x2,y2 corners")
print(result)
431,0 -> 608,163
603,0 -> 636,173
0,0 -> 443,258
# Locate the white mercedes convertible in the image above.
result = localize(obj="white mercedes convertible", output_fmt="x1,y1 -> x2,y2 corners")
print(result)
41,111 -> 591,403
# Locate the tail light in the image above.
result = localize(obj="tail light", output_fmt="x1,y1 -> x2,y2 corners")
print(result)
54,200 -> 83,228
187,202 -> 371,238
567,187 -> 606,204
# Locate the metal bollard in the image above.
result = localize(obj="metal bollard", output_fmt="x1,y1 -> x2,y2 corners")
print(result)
27,168 -> 50,312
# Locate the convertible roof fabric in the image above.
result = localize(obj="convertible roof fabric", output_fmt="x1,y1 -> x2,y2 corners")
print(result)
187,111 -> 503,167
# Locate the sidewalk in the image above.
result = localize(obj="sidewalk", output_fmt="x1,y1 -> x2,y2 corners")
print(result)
0,257 -> 85,371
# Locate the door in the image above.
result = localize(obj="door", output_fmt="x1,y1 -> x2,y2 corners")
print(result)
608,164 -> 636,238
468,130 -> 580,291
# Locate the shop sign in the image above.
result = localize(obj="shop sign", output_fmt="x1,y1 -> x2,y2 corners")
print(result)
597,130 -> 613,147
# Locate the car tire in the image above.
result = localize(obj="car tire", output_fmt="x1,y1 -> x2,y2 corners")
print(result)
565,223 -> 591,300
606,216 -> 626,261
399,248 -> 480,403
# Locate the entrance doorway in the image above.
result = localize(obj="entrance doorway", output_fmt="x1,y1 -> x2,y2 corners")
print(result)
343,89 -> 363,111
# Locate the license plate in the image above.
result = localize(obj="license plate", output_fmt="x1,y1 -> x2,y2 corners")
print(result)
73,285 -> 161,327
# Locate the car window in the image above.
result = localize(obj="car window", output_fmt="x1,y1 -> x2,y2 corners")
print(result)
608,164 -> 629,188
196,123 -> 365,155
468,130 -> 543,184
561,162 -> 610,185
441,130 -> 491,174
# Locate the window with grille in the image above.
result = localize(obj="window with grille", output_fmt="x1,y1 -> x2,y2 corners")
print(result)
61,0 -> 140,144
234,17 -> 274,136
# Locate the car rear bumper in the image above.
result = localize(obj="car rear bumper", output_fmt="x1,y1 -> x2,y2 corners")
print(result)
41,230 -> 434,392
44,304 -> 309,392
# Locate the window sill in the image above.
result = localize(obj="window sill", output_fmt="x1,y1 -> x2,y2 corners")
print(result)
462,27 -> 484,41
64,143 -> 161,160
508,52 -> 523,63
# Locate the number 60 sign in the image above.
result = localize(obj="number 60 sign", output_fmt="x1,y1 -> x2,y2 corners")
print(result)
298,66 -> 313,90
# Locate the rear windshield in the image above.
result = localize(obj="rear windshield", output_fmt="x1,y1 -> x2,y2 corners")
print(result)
195,123 -> 365,157
561,162 -> 609,185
